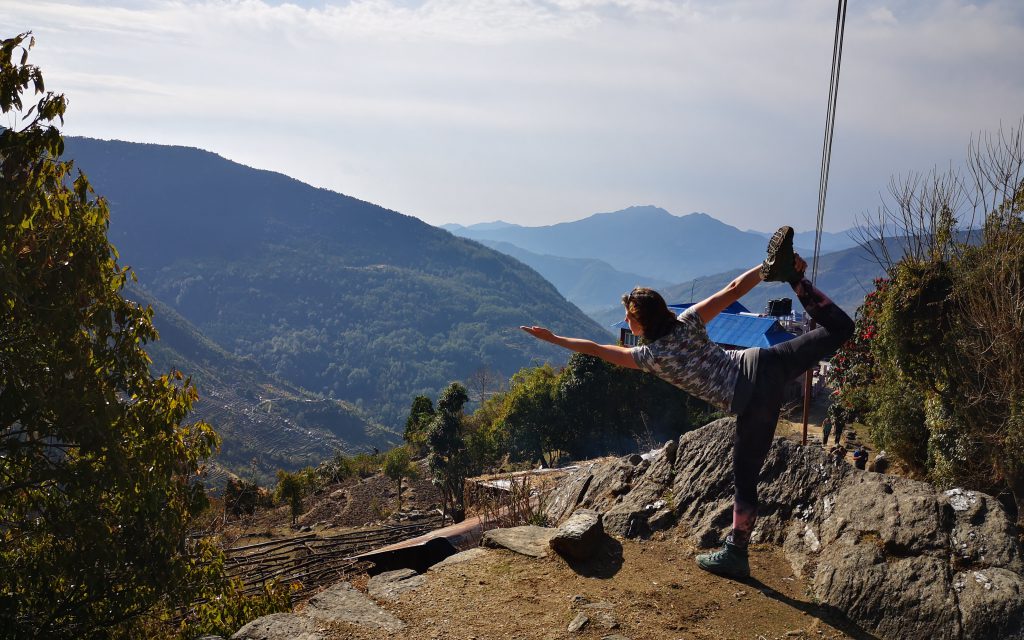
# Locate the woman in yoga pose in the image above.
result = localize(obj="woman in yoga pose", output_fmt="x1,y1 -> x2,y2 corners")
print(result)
520,226 -> 854,578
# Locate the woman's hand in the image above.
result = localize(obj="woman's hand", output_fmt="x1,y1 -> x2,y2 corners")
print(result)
519,326 -> 640,369
520,326 -> 555,343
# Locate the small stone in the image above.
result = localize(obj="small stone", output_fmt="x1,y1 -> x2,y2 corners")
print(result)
568,612 -> 589,632
569,594 -> 590,608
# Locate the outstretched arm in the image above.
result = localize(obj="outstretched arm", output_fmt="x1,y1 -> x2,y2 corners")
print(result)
690,254 -> 806,324
520,326 -> 639,370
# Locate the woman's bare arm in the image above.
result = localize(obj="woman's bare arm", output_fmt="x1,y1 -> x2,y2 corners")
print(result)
520,326 -> 639,369
689,265 -> 763,324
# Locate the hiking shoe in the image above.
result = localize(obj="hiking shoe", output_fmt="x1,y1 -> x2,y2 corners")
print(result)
760,225 -> 800,283
696,541 -> 750,579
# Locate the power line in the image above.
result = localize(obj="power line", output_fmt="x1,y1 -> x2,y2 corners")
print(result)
812,0 -> 848,283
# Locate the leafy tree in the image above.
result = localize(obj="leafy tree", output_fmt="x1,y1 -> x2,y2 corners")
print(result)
381,445 -> 418,512
224,477 -> 263,518
499,365 -> 562,464
318,450 -> 358,484
275,470 -> 305,525
557,354 -> 707,459
827,278 -> 886,421
462,392 -> 505,471
403,395 -> 434,456
427,382 -> 470,523
0,33 -> 220,637
835,118 -> 1024,521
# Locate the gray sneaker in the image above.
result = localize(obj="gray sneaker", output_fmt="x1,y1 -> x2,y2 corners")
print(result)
760,225 -> 800,283
696,541 -> 750,579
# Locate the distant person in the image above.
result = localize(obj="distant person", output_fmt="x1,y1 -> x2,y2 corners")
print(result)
852,446 -> 868,470
521,226 -> 854,580
830,444 -> 848,466
824,403 -> 845,446
821,415 -> 833,448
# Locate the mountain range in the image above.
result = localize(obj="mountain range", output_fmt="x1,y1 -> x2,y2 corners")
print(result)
63,137 -> 609,478
443,207 -> 860,315
588,239 -> 889,329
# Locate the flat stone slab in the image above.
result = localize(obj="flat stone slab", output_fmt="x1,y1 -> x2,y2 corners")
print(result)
367,568 -> 427,601
481,525 -> 556,558
429,547 -> 491,571
304,581 -> 406,632
230,613 -> 324,640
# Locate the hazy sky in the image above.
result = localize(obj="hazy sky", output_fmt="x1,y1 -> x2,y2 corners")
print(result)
3,1 -> 1023,232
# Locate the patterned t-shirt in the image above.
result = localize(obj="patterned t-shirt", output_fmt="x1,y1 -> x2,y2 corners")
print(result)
629,307 -> 742,412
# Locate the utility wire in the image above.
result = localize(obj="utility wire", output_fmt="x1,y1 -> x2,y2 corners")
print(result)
803,0 -> 849,446
813,0 -> 848,283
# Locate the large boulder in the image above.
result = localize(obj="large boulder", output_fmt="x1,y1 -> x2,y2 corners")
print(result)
545,418 -> 1024,640
549,509 -> 605,560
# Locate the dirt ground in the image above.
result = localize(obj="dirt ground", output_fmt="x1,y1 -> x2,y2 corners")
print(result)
300,396 -> 879,640
316,530 -> 873,640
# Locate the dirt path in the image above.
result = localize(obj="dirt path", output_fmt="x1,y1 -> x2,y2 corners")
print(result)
318,531 -> 874,640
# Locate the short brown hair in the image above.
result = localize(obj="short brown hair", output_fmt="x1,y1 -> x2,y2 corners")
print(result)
621,287 -> 679,341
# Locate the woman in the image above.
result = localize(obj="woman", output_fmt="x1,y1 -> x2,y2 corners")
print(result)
521,226 -> 854,579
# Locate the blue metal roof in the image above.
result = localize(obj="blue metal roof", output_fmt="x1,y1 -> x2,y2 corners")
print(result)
613,304 -> 796,349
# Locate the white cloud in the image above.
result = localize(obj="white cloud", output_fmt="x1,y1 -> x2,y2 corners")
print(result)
3,0 -> 1022,231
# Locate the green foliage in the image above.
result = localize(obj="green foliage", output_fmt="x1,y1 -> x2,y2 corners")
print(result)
557,354 -> 710,458
120,540 -> 294,640
499,365 -> 562,464
352,451 -> 383,478
274,470 -> 305,525
381,445 -> 418,511
317,449 -> 359,483
827,278 -> 886,420
0,34 -> 222,637
403,395 -> 434,456
442,354 -> 715,473
224,477 -> 266,518
462,393 -> 505,471
826,126 -> 1024,520
427,383 -> 470,523
173,578 -> 294,640
863,370 -> 929,470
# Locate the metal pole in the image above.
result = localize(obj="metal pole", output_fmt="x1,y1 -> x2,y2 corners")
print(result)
801,319 -> 816,445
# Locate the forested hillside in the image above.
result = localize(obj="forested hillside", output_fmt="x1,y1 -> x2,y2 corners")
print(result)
131,286 -> 396,484
64,137 -> 608,428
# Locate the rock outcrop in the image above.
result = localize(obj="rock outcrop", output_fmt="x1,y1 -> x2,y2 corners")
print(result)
544,418 -> 1024,640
